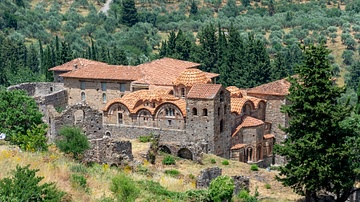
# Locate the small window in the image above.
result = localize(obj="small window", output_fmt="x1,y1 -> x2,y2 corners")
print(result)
80,81 -> 85,90
120,83 -> 126,92
168,120 -> 172,126
50,87 -> 53,92
220,119 -> 224,133
181,88 -> 185,97
218,107 -> 220,116
101,82 -> 107,91
118,113 -> 123,124
81,92 -> 85,101
220,91 -> 224,102
192,108 -> 197,115
102,93 -> 107,103
224,105 -> 227,115
203,109 -> 208,116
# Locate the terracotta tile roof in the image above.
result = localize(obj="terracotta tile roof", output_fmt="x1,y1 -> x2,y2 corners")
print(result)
247,78 -> 290,96
264,134 -> 275,139
103,89 -> 186,116
245,96 -> 266,109
226,86 -> 243,98
231,143 -> 246,150
232,116 -> 264,137
230,98 -> 254,114
173,68 -> 212,87
135,58 -> 202,86
187,84 -> 222,99
49,58 -> 108,71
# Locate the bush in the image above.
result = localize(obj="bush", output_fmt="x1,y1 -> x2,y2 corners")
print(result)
164,169 -> 180,177
139,135 -> 152,143
250,164 -> 259,171
56,126 -> 90,160
265,183 -> 271,189
12,124 -> 48,152
222,160 -> 229,165
0,164 -> 65,201
71,174 -> 87,189
211,158 -> 216,164
162,155 -> 176,165
208,175 -> 235,202
110,173 -> 140,202
185,189 -> 209,201
237,188 -> 260,202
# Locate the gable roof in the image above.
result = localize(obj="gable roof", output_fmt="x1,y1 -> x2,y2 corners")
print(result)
232,116 -> 264,137
134,58 -> 203,86
247,78 -> 290,96
59,64 -> 141,81
49,58 -> 108,72
187,84 -> 222,99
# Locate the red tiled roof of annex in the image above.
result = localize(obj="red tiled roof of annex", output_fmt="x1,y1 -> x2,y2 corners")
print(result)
49,58 -> 108,71
173,68 -> 213,87
226,86 -> 243,98
230,98 -> 255,114
247,78 -> 290,96
231,143 -> 246,150
232,115 -> 264,137
59,63 -> 141,81
135,58 -> 203,86
264,134 -> 275,139
187,84 -> 222,99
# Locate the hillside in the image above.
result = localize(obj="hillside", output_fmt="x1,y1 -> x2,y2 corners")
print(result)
0,140 -> 300,201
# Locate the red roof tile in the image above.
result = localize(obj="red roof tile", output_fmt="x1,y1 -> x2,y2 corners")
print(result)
187,84 -> 222,99
49,58 -> 108,71
247,78 -> 290,96
264,134 -> 275,139
173,68 -> 212,87
230,98 -> 254,114
232,116 -> 264,137
226,86 -> 243,98
231,144 -> 246,150
245,96 -> 266,109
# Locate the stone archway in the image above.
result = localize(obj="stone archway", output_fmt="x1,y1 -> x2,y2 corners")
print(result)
178,148 -> 193,160
159,145 -> 171,154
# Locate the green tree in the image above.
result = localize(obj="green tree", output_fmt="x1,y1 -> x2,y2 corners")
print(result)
189,0 -> 198,16
0,165 -> 65,201
208,175 -> 235,202
0,90 -> 47,150
56,126 -> 90,160
275,44 -> 357,202
345,61 -> 360,90
121,0 -> 138,27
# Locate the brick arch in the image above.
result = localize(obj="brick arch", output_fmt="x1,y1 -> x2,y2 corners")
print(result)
177,148 -> 193,160
106,102 -> 130,115
154,102 -> 184,118
159,145 -> 172,154
136,108 -> 153,127
257,101 -> 266,121
154,103 -> 185,129
242,100 -> 255,116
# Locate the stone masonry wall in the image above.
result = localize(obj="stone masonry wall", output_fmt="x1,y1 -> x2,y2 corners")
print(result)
8,82 -> 65,97
196,167 -> 222,189
64,78 -> 132,111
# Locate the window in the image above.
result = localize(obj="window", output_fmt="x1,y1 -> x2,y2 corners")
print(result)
120,83 -> 126,92
181,88 -> 185,97
192,108 -> 197,115
168,120 -> 172,126
101,82 -> 107,91
220,91 -> 224,102
80,81 -> 85,90
218,107 -> 220,116
203,109 -> 208,116
81,92 -> 85,101
166,108 -> 175,116
102,93 -> 107,103
220,119 -> 224,133
224,104 -> 227,115
118,113 -> 123,124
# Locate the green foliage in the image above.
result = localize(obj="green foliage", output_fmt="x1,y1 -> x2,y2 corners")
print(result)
345,61 -> 360,90
121,0 -> 138,27
250,164 -> 259,171
0,90 -> 48,151
70,164 -> 88,174
110,173 -> 140,202
185,189 -> 210,201
71,174 -> 89,192
164,169 -> 180,177
162,155 -> 176,165
0,164 -> 65,201
265,183 -> 271,189
211,158 -> 217,164
139,135 -> 152,143
221,160 -> 229,165
275,44 -> 357,201
208,175 -> 235,202
56,126 -> 90,160
237,188 -> 259,202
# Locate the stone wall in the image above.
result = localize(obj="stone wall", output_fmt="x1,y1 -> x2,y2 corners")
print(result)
8,82 -> 65,97
64,78 -> 132,111
83,137 -> 133,165
232,176 -> 250,194
196,167 -> 222,189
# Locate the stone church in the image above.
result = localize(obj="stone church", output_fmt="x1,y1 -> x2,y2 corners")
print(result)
9,57 -> 290,166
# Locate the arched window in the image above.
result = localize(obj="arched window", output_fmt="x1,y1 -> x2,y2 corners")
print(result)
218,107 -> 220,116
81,92 -> 85,101
102,93 -> 107,103
220,119 -> 224,133
181,88 -> 185,97
203,109 -> 208,116
220,91 -> 224,102
192,108 -> 197,115
224,104 -> 227,115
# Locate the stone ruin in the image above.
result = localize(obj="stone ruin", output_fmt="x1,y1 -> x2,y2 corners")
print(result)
196,167 -> 250,195
83,137 -> 133,166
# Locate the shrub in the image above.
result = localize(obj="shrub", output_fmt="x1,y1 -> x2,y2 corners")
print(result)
188,173 -> 196,179
56,126 -> 90,160
139,135 -> 152,143
162,155 -> 176,165
12,124 -> 48,152
0,164 -> 65,201
222,160 -> 229,165
110,173 -> 140,202
250,164 -> 259,171
185,189 -> 209,201
265,183 -> 271,189
237,188 -> 260,202
164,169 -> 180,177
208,175 -> 235,202
71,174 -> 89,192
211,158 -> 216,164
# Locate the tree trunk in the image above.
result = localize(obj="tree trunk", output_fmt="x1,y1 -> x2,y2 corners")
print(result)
305,190 -> 312,202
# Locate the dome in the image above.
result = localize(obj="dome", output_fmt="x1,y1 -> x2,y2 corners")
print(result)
226,86 -> 243,98
173,68 -> 212,87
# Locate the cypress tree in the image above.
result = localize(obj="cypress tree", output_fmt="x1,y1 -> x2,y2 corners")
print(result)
121,0 -> 138,27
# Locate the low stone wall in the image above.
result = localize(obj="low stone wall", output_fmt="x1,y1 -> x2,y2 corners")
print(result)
232,176 -> 250,194
7,82 -> 65,97
196,167 -> 222,189
83,137 -> 133,165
